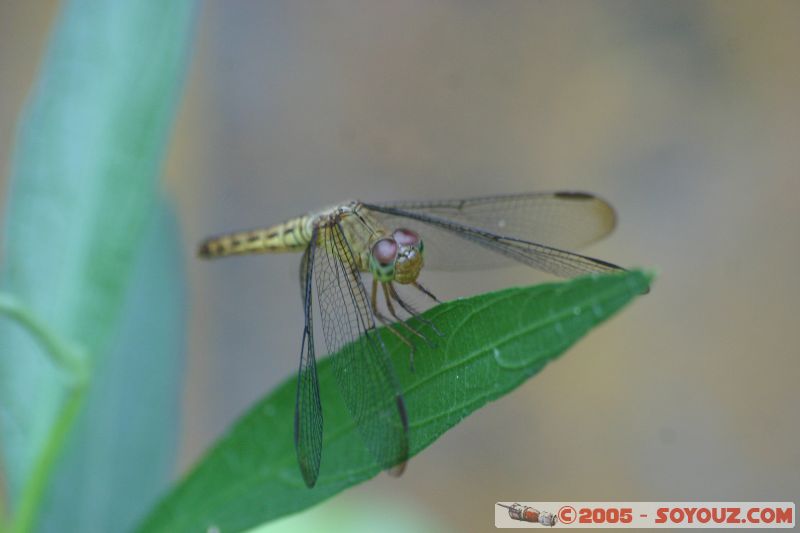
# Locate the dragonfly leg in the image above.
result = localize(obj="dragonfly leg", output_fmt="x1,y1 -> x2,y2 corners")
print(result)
412,281 -> 441,304
389,283 -> 445,338
381,283 -> 435,353
370,278 -> 416,364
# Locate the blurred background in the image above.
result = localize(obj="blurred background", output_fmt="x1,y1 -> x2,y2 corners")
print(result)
1,1 -> 798,531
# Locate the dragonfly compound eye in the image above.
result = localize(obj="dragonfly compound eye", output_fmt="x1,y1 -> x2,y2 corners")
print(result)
392,228 -> 419,247
370,238 -> 398,282
372,238 -> 398,266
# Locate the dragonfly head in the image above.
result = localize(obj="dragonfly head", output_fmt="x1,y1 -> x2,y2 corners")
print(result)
369,228 -> 424,284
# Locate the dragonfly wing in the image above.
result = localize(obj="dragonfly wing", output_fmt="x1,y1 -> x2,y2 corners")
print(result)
374,192 -> 616,248
295,231 -> 324,487
314,220 -> 409,473
364,202 -> 625,277
368,192 -> 618,271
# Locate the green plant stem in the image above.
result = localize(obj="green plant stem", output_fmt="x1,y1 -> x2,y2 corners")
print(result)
11,385 -> 88,533
1,490 -> 7,533
0,293 -> 90,532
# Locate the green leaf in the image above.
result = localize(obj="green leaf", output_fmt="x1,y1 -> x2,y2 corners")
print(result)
137,270 -> 651,533
36,200 -> 187,533
0,1 -> 194,531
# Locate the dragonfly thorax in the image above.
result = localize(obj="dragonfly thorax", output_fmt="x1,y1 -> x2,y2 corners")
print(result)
369,228 -> 424,284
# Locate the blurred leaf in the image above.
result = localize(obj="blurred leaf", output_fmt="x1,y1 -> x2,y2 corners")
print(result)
37,200 -> 186,533
242,496 -> 447,533
0,0 -> 194,531
138,270 -> 651,533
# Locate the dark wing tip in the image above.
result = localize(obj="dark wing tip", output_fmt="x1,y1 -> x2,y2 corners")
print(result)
294,414 -> 321,488
298,459 -> 319,488
639,280 -> 652,295
396,394 -> 409,432
553,191 -> 596,200
587,255 -> 627,272
387,461 -> 408,477
385,394 -> 410,478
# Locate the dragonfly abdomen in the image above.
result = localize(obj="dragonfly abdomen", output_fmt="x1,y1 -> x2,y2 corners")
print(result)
197,216 -> 312,258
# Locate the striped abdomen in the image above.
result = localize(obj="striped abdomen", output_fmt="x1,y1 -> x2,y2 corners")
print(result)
198,216 -> 313,258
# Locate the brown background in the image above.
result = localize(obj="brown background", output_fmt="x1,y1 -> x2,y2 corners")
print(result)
1,2 -> 798,532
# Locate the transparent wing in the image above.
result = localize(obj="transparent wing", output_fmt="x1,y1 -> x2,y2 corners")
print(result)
314,221 -> 409,473
294,232 -> 323,487
364,201 -> 624,277
375,191 -> 616,248
368,192 -> 616,270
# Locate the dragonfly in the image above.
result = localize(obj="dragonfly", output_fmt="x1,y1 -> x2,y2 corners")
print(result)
197,191 -> 625,488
